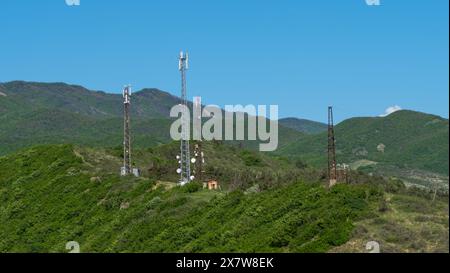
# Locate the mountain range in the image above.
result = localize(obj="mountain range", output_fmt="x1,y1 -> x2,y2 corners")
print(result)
0,81 -> 306,154
0,81 -> 448,189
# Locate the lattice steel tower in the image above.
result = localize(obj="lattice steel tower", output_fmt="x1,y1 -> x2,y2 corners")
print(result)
178,51 -> 191,185
328,106 -> 337,187
122,85 -> 132,175
192,97 -> 205,182
193,142 -> 205,182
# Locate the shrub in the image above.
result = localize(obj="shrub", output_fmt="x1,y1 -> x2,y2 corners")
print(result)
378,197 -> 389,212
182,182 -> 203,193
240,151 -> 264,167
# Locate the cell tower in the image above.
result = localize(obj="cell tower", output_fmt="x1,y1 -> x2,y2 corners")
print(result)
328,106 -> 337,188
120,85 -> 140,177
193,142 -> 206,182
121,85 -> 132,176
177,51 -> 192,185
192,97 -> 206,182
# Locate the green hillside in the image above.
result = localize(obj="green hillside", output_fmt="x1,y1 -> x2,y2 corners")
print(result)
279,118 -> 327,134
0,144 -> 447,253
278,110 -> 449,188
0,81 -> 179,118
0,81 -> 180,155
0,81 -> 303,156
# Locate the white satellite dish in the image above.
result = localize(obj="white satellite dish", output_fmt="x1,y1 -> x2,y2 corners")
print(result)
176,168 -> 182,174
190,175 -> 195,181
191,158 -> 196,163
176,155 -> 180,160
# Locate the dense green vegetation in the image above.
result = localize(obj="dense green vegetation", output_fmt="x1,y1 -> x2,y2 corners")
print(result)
112,182 -> 381,253
278,110 -> 449,188
0,144 -> 375,252
0,144 -> 447,253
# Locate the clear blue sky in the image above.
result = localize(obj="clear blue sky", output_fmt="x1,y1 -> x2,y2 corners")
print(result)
0,0 -> 448,122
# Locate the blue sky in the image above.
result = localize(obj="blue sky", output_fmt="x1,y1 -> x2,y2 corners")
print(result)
0,0 -> 448,122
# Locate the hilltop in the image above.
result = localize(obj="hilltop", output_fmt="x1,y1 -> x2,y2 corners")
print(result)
278,110 -> 449,189
0,81 -> 179,118
279,118 -> 327,134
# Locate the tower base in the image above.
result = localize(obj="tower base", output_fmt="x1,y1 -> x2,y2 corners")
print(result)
120,167 -> 140,177
329,179 -> 337,188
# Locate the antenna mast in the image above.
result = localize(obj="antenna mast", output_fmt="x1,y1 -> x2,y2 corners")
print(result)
193,142 -> 205,182
122,85 -> 132,175
193,97 -> 205,182
178,51 -> 191,185
328,106 -> 337,188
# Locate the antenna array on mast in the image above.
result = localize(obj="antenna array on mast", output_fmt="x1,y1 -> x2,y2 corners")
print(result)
178,51 -> 192,185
